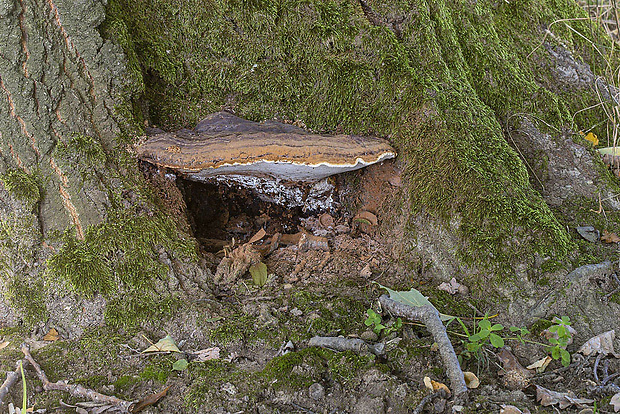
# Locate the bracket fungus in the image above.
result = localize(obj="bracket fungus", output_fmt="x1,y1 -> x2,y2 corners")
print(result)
137,112 -> 396,182
136,112 -> 396,210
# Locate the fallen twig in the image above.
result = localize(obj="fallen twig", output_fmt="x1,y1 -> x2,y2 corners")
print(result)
378,295 -> 468,402
0,359 -> 28,405
308,336 -> 384,356
21,343 -> 135,413
412,389 -> 448,414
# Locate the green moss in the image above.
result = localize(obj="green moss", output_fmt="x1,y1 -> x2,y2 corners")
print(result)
46,212 -> 196,328
4,277 -> 47,325
262,347 -> 373,391
140,359 -> 172,383
100,0 -> 618,283
113,375 -> 140,391
0,169 -> 40,208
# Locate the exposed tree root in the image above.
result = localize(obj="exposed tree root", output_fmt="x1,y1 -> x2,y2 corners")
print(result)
378,295 -> 468,402
308,336 -> 385,356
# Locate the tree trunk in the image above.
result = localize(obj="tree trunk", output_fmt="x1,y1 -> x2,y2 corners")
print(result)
0,0 -> 617,336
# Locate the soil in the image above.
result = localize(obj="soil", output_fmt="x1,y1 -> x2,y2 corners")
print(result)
2,157 -> 619,413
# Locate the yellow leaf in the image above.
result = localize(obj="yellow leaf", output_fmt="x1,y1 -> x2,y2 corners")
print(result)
43,328 -> 60,341
142,335 -> 181,353
585,132 -> 599,146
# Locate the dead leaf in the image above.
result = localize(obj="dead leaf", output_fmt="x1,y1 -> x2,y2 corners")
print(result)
423,376 -> 451,395
526,356 -> 552,373
585,132 -> 599,146
463,371 -> 479,389
142,335 -> 181,353
578,330 -> 618,357
318,213 -> 335,229
500,405 -> 530,414
601,230 -> 620,243
354,211 -> 378,226
610,392 -> 620,412
248,228 -> 266,244
535,385 -> 594,409
249,262 -> 268,286
437,278 -> 468,295
0,341 -> 10,351
130,386 -> 170,413
497,348 -> 532,390
192,347 -> 220,362
43,328 -> 60,341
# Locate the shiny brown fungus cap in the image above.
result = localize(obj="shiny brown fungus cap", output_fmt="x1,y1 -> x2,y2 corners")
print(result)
136,112 -> 396,182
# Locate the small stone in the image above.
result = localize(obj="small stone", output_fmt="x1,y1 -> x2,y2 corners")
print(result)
578,409 -> 593,414
335,224 -> 350,234
360,264 -> 372,278
576,226 -> 599,242
309,382 -> 325,400
290,308 -> 303,317
360,330 -> 379,342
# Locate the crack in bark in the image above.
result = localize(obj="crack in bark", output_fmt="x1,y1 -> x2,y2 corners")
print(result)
0,76 -> 41,160
18,0 -> 30,78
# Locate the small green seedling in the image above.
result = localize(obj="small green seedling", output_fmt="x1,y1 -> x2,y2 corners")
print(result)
465,316 -> 505,353
364,309 -> 402,336
547,316 -> 572,367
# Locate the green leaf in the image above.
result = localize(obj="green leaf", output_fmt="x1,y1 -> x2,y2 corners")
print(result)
490,324 -> 504,331
478,319 -> 491,330
489,333 -> 504,348
469,333 -> 484,342
249,262 -> 268,286
561,316 -> 571,325
560,349 -> 571,367
173,358 -> 188,371
551,346 -> 560,360
373,324 -> 386,334
377,284 -> 454,321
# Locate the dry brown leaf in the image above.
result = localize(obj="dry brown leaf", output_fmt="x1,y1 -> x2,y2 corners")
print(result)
248,228 -> 267,244
437,278 -> 468,295
0,341 -> 10,351
130,386 -> 170,413
610,392 -> 620,412
423,376 -> 451,395
526,356 -> 552,373
535,385 -> 594,409
602,230 -> 620,243
578,330 -> 618,357
500,405 -> 530,414
192,347 -> 220,362
497,348 -> 532,390
463,371 -> 479,389
318,213 -> 335,229
43,328 -> 60,341
354,211 -> 378,226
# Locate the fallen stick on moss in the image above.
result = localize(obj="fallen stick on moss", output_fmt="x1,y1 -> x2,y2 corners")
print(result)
20,343 -> 135,413
0,359 -> 28,405
308,336 -> 385,356
378,295 -> 468,401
